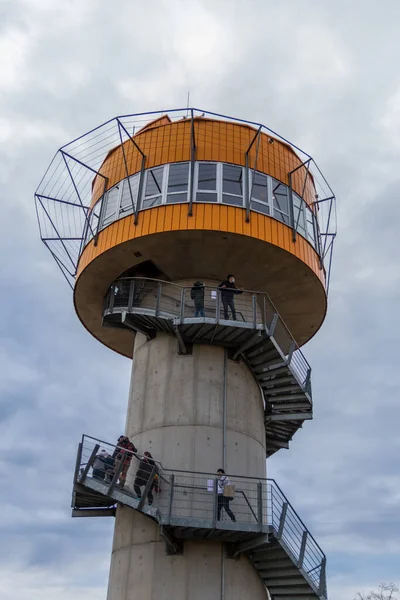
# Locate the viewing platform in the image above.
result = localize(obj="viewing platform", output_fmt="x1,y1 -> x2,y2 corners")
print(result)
102,278 -> 313,456
72,435 -> 327,600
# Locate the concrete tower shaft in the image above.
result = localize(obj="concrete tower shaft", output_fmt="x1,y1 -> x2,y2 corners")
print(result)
106,332 -> 268,600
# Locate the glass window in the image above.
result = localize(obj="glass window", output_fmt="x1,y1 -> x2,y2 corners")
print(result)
120,174 -> 139,216
84,201 -> 101,244
272,179 -> 290,225
222,164 -> 243,206
306,210 -> 316,246
143,166 -> 164,208
251,200 -> 269,215
251,172 -> 269,214
167,163 -> 189,203
293,193 -> 306,236
197,163 -> 217,202
102,185 -> 120,226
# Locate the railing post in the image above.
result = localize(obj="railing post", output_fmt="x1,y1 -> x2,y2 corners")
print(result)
107,456 -> 125,495
269,312 -> 278,337
73,442 -> 83,487
257,481 -> 263,531
109,285 -> 115,313
128,279 -> 134,312
79,443 -> 99,484
304,367 -> 312,396
180,288 -> 186,320
287,341 -> 296,364
137,466 -> 157,511
276,501 -> 288,540
318,556 -> 327,597
167,473 -> 175,525
297,530 -> 308,569
216,289 -> 221,322
252,294 -> 257,328
156,282 -> 162,316
212,478 -> 218,527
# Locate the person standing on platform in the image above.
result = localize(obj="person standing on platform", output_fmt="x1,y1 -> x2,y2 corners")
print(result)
217,468 -> 236,522
190,281 -> 205,317
112,435 -> 137,488
218,274 -> 243,320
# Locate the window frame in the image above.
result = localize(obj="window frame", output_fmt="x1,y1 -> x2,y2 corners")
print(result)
166,162 -> 190,204
221,163 -> 244,207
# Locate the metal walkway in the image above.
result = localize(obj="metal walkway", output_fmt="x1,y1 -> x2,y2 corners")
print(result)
103,278 -> 313,456
72,435 -> 327,599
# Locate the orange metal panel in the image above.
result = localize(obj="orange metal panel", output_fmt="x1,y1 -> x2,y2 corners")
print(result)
220,204 -> 228,232
77,203 -> 325,287
171,204 -> 181,230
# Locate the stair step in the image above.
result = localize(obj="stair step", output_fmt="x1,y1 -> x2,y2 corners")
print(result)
246,340 -> 275,358
265,577 -> 310,587
267,385 -> 302,395
261,375 -> 296,386
248,349 -> 281,367
267,402 -> 310,411
254,558 -> 294,570
267,585 -> 314,596
254,364 -> 289,375
258,567 -> 299,579
264,394 -> 306,402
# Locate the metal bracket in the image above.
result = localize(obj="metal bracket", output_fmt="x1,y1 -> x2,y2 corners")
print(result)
159,525 -> 183,555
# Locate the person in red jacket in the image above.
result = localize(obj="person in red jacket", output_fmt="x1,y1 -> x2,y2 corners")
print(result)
112,435 -> 137,488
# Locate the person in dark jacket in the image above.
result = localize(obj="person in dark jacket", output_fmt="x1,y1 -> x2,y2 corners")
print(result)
134,451 -> 156,505
190,281 -> 205,317
218,274 -> 243,320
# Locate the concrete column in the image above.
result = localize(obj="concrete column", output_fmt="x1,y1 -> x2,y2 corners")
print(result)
107,329 -> 268,600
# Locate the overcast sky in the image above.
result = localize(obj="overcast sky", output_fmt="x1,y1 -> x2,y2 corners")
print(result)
1,0 -> 400,599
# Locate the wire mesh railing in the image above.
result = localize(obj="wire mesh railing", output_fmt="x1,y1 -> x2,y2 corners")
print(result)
103,277 -> 311,393
75,435 -> 326,596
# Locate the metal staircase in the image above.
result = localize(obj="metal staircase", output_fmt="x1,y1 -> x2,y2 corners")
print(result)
103,278 -> 313,456
72,435 -> 327,599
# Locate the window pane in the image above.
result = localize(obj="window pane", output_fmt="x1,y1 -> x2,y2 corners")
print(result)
252,172 -> 268,204
251,200 -> 269,215
223,194 -> 243,206
142,195 -> 161,209
168,163 -> 189,193
102,186 -> 119,225
198,163 -> 217,190
145,167 -> 163,197
167,193 -> 187,203
272,180 -> 289,214
273,209 -> 290,225
293,193 -> 305,232
196,192 -> 217,202
120,174 -> 139,215
307,214 -> 315,243
223,164 -> 242,196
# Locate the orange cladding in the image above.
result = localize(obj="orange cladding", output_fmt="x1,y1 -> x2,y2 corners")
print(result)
91,118 -> 316,208
77,204 -> 325,287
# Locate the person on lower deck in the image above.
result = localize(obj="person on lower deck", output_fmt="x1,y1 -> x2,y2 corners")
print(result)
134,451 -> 156,505
93,449 -> 111,480
218,274 -> 243,320
217,468 -> 236,522
112,435 -> 137,488
190,281 -> 205,317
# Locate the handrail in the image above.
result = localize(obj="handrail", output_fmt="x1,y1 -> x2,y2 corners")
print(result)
77,433 -> 326,596
105,277 -> 311,387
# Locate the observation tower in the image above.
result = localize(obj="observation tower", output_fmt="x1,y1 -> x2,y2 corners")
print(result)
35,108 -> 336,600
